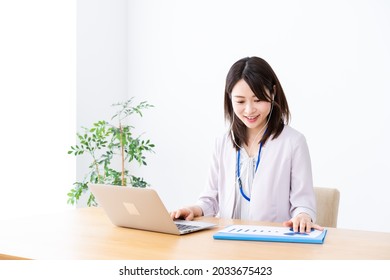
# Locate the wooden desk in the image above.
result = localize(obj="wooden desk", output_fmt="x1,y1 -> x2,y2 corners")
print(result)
1,207 -> 389,260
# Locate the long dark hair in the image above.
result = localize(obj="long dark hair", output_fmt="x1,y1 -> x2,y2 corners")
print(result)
224,56 -> 290,150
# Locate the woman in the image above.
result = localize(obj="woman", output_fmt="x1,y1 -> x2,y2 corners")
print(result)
171,56 -> 323,233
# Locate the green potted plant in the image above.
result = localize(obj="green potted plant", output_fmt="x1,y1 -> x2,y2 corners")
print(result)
67,98 -> 155,206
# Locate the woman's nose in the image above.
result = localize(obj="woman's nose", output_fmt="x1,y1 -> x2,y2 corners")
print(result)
244,102 -> 255,114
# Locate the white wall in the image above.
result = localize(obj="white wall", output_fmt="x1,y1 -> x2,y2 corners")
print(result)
0,1 -> 76,219
77,0 -> 128,195
78,0 -> 390,232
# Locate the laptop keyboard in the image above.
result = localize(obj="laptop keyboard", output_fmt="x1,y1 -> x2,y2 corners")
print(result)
176,223 -> 200,231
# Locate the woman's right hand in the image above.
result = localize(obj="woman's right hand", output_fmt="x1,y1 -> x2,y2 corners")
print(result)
170,206 -> 203,221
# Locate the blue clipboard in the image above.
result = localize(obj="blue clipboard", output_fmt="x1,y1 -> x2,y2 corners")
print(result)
213,225 -> 327,244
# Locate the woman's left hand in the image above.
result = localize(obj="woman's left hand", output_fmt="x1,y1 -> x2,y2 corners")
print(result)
283,212 -> 324,233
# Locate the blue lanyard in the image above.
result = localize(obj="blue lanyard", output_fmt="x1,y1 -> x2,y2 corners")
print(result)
237,142 -> 263,202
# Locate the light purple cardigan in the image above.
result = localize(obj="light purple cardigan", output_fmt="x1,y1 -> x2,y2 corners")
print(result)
196,125 -> 317,223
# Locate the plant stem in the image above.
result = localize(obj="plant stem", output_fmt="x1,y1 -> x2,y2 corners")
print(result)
94,161 -> 100,183
119,123 -> 125,186
90,152 -> 101,183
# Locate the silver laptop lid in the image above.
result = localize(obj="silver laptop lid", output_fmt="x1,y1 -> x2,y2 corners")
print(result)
89,184 -> 215,235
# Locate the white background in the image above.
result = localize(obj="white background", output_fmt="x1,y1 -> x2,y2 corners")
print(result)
1,0 -> 389,235
0,1 -> 75,219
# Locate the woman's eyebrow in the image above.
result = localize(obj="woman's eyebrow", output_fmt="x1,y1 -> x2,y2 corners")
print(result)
232,95 -> 258,99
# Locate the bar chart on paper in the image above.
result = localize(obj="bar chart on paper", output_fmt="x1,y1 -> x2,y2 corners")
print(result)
213,225 -> 327,244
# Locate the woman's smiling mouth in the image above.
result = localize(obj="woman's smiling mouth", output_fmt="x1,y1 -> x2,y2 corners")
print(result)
245,115 -> 260,123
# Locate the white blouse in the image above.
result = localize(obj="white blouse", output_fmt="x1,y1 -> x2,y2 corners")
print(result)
232,148 -> 257,219
196,125 -> 317,223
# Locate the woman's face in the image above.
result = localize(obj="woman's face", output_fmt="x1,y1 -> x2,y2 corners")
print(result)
231,79 -> 272,134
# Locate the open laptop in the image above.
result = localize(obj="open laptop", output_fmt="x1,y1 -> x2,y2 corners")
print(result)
89,184 -> 216,235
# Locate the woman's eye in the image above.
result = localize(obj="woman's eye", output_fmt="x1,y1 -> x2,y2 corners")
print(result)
254,99 -> 261,103
235,101 -> 245,104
